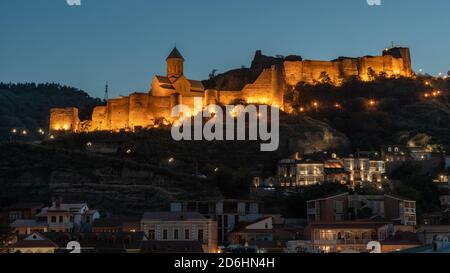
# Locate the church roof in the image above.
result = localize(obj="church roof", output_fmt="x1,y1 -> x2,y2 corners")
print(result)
154,75 -> 204,91
166,47 -> 184,61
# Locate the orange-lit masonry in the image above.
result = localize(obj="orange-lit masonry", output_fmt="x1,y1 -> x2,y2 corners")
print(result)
49,47 -> 412,133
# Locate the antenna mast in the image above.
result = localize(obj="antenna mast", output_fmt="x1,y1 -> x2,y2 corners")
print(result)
104,82 -> 109,101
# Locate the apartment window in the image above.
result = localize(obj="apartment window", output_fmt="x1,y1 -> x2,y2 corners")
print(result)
185,229 -> 190,240
59,216 -> 63,223
148,229 -> 155,240
198,229 -> 204,241
9,212 -> 22,221
69,216 -> 74,223
174,229 -> 179,240
334,201 -> 344,214
51,216 -> 56,223
86,216 -> 91,223
163,229 -> 168,240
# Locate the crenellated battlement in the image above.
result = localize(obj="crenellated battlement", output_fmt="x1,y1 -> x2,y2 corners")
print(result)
49,46 -> 413,133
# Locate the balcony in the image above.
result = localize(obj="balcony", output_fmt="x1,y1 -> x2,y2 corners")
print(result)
314,239 -> 371,246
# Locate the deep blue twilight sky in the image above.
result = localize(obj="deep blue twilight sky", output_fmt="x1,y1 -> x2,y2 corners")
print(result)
0,0 -> 449,98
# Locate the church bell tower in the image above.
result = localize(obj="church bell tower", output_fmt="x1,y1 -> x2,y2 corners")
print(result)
166,47 -> 184,81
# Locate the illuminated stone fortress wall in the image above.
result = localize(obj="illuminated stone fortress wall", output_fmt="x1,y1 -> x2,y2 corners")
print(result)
49,47 -> 412,133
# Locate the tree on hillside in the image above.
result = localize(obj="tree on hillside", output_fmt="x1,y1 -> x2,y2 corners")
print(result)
319,71 -> 332,85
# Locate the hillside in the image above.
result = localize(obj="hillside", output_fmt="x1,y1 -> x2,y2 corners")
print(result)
288,76 -> 450,151
0,142 -> 222,214
0,83 -> 103,142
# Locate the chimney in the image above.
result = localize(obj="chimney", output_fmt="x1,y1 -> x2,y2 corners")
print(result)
55,197 -> 62,208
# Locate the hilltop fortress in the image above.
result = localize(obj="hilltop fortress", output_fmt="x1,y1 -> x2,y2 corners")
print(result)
50,46 -> 412,132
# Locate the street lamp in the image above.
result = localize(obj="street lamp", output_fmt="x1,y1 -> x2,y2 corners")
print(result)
10,128 -> 18,142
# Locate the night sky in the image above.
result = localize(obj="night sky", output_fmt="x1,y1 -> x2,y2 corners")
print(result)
1,0 -> 449,98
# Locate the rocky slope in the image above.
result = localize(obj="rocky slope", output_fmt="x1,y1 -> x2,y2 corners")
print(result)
0,143 -> 222,214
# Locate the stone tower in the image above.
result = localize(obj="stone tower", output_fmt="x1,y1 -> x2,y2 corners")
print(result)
166,47 -> 184,81
383,47 -> 413,77
271,64 -> 285,107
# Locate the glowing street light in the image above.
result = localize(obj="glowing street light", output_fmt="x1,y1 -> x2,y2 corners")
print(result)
312,101 -> 319,111
11,128 -> 17,134
334,103 -> 342,109
21,130 -> 28,135
168,157 -> 175,163
368,100 -> 376,107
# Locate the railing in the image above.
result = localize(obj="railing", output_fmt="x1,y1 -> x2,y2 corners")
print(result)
314,239 -> 372,245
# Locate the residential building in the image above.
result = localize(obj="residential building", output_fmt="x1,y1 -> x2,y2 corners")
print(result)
408,146 -> 433,161
305,221 -> 394,253
379,231 -> 422,252
5,203 -> 44,223
170,199 -> 262,243
10,200 -> 100,235
384,194 -> 417,226
35,201 -> 100,233
416,225 -> 450,245
434,173 -> 450,187
10,220 -> 48,235
308,193 -> 417,226
381,145 -> 409,162
9,232 -> 58,253
228,217 -> 274,245
278,159 -> 324,187
227,216 -> 292,253
44,232 -> 144,253
307,193 -> 349,222
92,216 -> 141,233
324,160 -> 350,184
342,156 -> 386,185
141,212 -> 217,253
